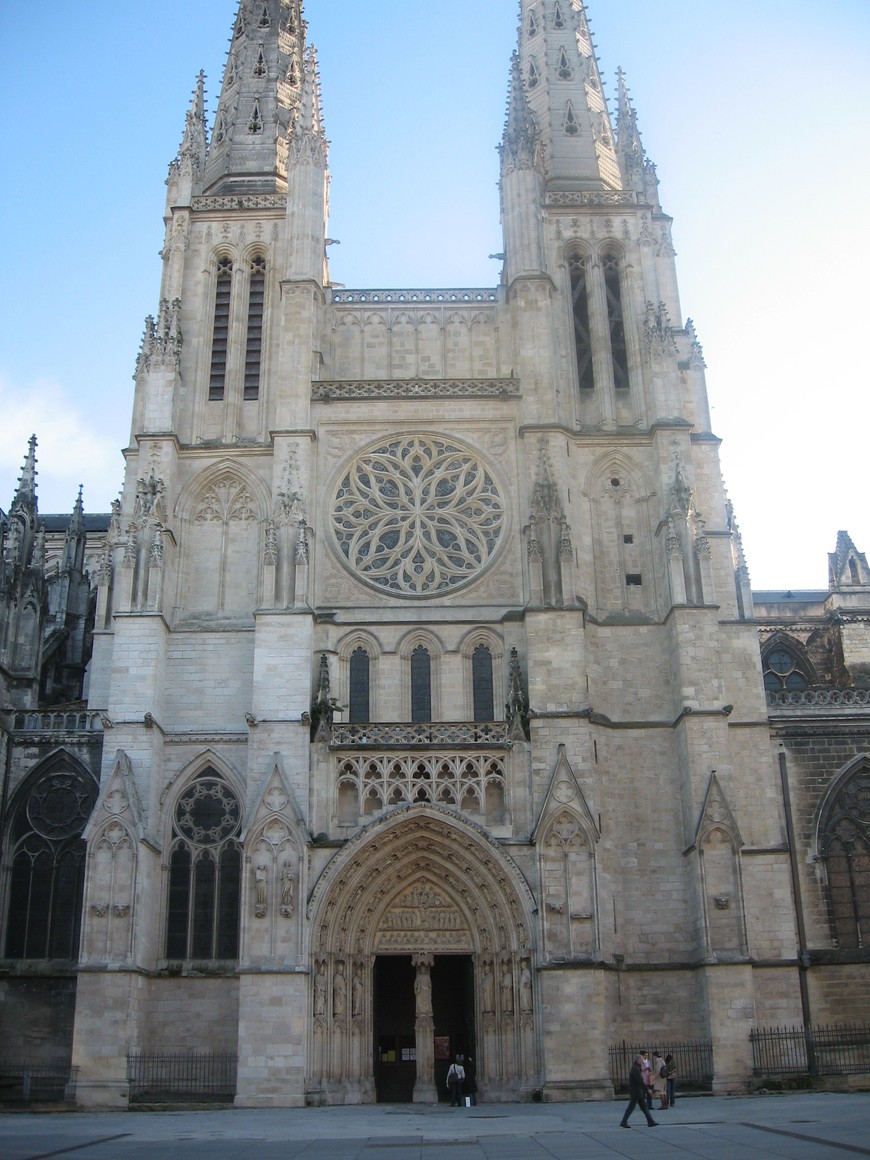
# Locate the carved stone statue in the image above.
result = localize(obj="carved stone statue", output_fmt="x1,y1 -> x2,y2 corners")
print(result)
414,961 -> 433,1018
313,959 -> 327,1016
352,965 -> 364,1018
254,864 -> 268,917
501,961 -> 514,1013
333,960 -> 347,1017
280,863 -> 295,917
482,959 -> 495,1013
519,960 -> 533,1014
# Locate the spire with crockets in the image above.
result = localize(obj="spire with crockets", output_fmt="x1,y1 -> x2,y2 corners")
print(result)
513,0 -> 620,191
202,0 -> 307,196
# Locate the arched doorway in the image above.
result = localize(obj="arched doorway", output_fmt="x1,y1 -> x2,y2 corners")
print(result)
306,805 -> 538,1105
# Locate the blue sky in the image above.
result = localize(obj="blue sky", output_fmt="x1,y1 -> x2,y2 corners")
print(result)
0,0 -> 868,589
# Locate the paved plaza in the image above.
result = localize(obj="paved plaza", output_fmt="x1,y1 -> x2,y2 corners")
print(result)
1,1092 -> 870,1160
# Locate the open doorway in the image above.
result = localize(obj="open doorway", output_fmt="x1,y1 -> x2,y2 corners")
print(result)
373,954 -> 475,1103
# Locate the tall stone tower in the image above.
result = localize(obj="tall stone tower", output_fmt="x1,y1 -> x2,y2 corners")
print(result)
3,0 -> 868,1110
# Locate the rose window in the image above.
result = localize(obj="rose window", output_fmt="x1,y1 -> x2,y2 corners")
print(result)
331,435 -> 505,596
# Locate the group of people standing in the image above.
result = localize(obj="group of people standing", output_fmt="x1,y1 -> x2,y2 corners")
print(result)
620,1050 -> 677,1128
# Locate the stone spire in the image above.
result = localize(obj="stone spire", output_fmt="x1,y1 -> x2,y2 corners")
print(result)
202,0 -> 307,196
517,0 -> 620,191
285,44 -> 330,284
615,68 -> 661,210
166,72 -> 208,205
10,434 -> 39,520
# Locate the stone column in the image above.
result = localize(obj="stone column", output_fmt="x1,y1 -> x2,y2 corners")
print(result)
412,953 -> 437,1103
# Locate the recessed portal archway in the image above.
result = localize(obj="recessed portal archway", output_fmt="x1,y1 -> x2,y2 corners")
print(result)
306,805 -> 538,1105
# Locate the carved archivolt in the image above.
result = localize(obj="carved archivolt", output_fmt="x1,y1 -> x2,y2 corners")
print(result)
308,805 -> 534,959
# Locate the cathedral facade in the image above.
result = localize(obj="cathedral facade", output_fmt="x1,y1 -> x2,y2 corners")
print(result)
1,0 -> 869,1109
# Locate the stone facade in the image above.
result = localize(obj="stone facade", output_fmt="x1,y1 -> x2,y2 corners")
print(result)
1,0 -> 869,1109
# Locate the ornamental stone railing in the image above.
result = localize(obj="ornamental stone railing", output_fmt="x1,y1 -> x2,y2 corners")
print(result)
330,288 -> 499,304
12,710 -> 104,732
545,190 -> 638,207
330,722 -> 510,748
766,688 -> 870,711
312,378 -> 519,401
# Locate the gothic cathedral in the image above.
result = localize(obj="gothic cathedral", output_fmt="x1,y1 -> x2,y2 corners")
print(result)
2,0 -> 869,1109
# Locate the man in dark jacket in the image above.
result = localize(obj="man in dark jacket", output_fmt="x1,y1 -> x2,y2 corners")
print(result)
620,1055 -> 658,1127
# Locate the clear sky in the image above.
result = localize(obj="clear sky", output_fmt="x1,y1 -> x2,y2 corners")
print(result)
0,0 -> 868,591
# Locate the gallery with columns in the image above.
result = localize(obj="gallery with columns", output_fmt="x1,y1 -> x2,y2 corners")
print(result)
1,0 -> 869,1108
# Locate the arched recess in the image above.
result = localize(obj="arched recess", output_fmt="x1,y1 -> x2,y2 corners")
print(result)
459,628 -> 504,724
174,460 -> 270,619
694,774 -> 747,960
398,629 -> 444,723
337,630 -> 383,725
582,452 -> 656,617
307,805 -> 539,1103
815,755 -> 870,950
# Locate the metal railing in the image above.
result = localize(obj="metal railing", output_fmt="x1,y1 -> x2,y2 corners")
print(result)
127,1052 -> 237,1104
330,721 -> 511,749
750,1024 -> 870,1077
609,1041 -> 713,1092
0,1063 -> 78,1104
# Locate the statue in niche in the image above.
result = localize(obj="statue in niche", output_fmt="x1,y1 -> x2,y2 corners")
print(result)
482,959 -> 495,1013
352,965 -> 365,1018
280,863 -> 295,917
519,959 -> 533,1014
333,960 -> 347,1017
414,961 -> 433,1018
254,864 -> 268,917
501,961 -> 514,1013
313,959 -> 327,1016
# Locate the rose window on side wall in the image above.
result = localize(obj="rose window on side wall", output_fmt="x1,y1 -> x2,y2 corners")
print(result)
331,435 -> 505,596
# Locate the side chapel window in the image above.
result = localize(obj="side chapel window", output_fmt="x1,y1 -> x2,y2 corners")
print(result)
822,765 -> 870,950
3,764 -> 97,960
166,771 -> 242,960
762,644 -> 811,692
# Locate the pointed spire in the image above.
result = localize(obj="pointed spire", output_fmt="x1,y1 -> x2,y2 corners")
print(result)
501,52 -> 540,170
288,45 -> 327,164
11,435 -> 38,518
203,0 -> 307,196
516,0 -> 620,190
61,486 -> 86,574
615,68 -> 661,208
829,532 -> 870,590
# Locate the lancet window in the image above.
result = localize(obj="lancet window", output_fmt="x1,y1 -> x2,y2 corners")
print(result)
602,250 -> 629,390
820,764 -> 870,950
411,645 -> 432,723
208,257 -> 233,401
165,771 -> 242,960
568,253 -> 594,391
472,644 -> 495,722
244,255 -> 266,400
3,762 -> 97,961
349,647 -> 371,724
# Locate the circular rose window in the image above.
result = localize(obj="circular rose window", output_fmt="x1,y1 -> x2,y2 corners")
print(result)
331,434 -> 505,596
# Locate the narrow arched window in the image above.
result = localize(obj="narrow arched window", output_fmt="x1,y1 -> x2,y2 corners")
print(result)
472,644 -> 495,722
410,645 -> 432,724
349,647 -> 370,724
165,771 -> 242,960
602,251 -> 629,390
3,765 -> 97,961
244,255 -> 266,400
822,766 -> 870,950
568,253 -> 594,391
208,257 -> 233,401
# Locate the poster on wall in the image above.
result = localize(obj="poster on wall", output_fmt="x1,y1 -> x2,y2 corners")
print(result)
434,1036 -> 451,1061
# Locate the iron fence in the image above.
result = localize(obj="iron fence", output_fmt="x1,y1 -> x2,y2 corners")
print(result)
127,1052 -> 237,1104
609,1041 -> 713,1092
0,1063 -> 78,1104
750,1024 -> 870,1078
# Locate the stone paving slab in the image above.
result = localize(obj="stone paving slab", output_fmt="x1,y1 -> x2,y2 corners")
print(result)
1,1093 -> 869,1160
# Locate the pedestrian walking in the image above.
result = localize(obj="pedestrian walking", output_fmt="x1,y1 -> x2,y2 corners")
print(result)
620,1054 -> 658,1128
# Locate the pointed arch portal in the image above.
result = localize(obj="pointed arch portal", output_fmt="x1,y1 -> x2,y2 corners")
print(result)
307,806 -> 539,1104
